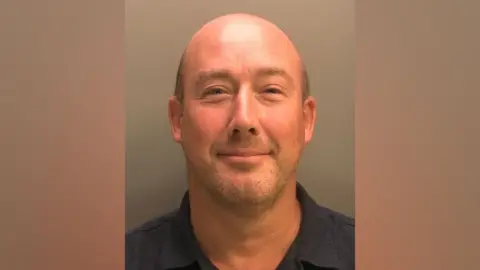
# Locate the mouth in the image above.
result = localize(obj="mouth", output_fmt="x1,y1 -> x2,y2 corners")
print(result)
216,151 -> 272,163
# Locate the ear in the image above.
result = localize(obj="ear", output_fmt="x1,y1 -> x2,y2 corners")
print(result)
302,96 -> 316,145
168,96 -> 183,143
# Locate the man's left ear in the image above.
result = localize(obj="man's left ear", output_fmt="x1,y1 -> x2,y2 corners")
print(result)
303,96 -> 316,145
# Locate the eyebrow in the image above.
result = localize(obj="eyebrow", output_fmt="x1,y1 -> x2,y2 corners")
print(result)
194,69 -> 234,88
193,67 -> 294,88
254,67 -> 293,83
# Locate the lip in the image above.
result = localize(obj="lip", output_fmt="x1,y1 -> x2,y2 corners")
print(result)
217,152 -> 271,163
218,154 -> 269,163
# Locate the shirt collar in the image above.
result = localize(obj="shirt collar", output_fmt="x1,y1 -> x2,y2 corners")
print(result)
159,182 -> 342,269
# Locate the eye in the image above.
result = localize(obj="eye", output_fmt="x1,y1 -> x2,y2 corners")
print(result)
204,87 -> 228,96
263,87 -> 282,94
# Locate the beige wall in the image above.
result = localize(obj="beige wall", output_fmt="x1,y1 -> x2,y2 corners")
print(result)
3,1 -> 479,268
126,1 -> 355,230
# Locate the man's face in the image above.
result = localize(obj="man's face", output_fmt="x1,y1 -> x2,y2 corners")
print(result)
169,21 -> 315,206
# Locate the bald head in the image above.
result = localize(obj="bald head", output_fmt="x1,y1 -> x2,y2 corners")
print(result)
174,13 -> 310,103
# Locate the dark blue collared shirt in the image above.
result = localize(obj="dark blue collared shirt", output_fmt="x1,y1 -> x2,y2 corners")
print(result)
126,183 -> 354,270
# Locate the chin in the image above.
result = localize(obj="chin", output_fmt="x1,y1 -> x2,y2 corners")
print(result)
209,172 -> 285,206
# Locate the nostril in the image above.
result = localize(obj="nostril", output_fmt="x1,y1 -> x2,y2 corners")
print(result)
231,127 -> 258,136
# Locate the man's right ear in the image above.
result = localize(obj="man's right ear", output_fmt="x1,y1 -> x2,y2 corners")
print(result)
168,96 -> 183,143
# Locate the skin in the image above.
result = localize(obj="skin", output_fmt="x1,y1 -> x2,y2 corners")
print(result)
168,13 -> 316,270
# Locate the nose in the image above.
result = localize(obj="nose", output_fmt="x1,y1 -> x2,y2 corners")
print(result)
227,87 -> 259,138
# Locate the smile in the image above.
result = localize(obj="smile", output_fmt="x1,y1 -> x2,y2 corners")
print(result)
217,152 -> 271,163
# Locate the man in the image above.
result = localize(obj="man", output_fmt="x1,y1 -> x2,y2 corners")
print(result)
126,13 -> 354,270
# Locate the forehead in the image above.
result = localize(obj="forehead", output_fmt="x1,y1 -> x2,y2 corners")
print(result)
185,22 -> 301,81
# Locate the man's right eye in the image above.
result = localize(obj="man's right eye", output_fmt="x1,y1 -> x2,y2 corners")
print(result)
205,88 -> 226,95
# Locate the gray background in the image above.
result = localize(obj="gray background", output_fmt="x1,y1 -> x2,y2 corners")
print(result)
126,1 -> 354,230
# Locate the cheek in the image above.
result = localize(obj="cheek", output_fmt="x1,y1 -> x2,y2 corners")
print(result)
262,108 -> 305,152
182,107 -> 228,151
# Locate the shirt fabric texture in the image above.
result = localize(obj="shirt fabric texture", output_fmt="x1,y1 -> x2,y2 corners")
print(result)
126,183 -> 355,270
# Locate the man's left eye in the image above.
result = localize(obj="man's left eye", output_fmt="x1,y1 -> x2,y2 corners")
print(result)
264,88 -> 281,94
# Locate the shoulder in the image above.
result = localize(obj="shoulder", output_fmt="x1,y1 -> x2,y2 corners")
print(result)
126,209 -> 178,244
330,208 -> 354,255
125,210 -> 178,269
318,205 -> 354,239
317,205 -> 355,267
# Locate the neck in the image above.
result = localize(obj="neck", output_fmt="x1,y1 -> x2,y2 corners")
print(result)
189,180 -> 301,269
